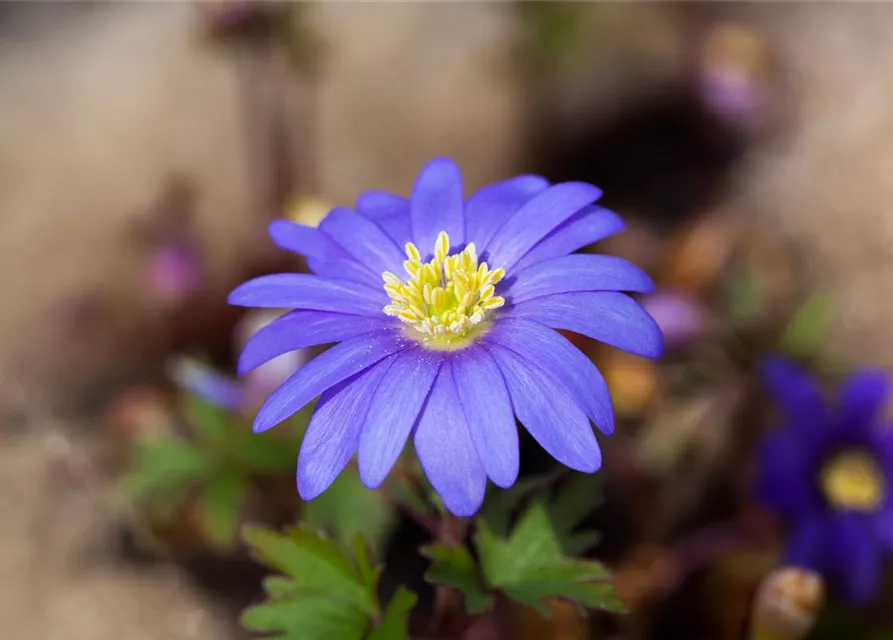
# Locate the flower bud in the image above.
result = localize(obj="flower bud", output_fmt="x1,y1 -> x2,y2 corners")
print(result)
750,567 -> 824,640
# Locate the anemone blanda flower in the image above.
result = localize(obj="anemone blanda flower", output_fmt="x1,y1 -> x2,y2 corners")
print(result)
229,157 -> 663,516
756,356 -> 893,604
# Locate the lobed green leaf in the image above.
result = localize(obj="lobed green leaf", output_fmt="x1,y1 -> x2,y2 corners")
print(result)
422,544 -> 494,614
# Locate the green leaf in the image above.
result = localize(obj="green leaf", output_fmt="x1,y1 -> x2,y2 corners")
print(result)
303,471 -> 396,554
779,292 -> 835,358
243,526 -> 377,615
240,525 -> 411,640
198,471 -> 246,549
501,559 -> 622,614
366,587 -> 417,640
262,576 -> 300,598
479,469 -> 564,538
549,474 -> 602,532
241,595 -> 368,640
186,395 -> 231,444
384,473 -> 432,518
476,500 -> 625,615
352,534 -> 379,592
232,431 -> 300,472
548,473 -> 603,555
561,531 -> 603,557
478,501 -> 564,586
421,544 -> 494,614
120,436 -> 213,502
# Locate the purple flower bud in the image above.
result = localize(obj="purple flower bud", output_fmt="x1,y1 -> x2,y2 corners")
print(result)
169,357 -> 244,412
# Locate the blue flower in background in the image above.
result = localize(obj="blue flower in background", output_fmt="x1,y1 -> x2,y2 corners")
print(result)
756,356 -> 893,604
229,157 -> 663,516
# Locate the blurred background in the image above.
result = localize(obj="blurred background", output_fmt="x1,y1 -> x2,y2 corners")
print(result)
3,2 -> 893,639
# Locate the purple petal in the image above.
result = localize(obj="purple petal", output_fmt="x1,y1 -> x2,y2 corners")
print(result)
754,428 -> 818,517
837,370 -> 890,434
831,513 -> 880,605
759,356 -> 826,430
238,310 -> 394,375
485,182 -> 602,272
512,206 -> 625,273
413,368 -> 487,516
875,428 -> 893,491
356,190 -> 412,245
486,343 -> 601,473
485,318 -> 614,435
228,273 -> 386,316
504,254 -> 653,304
506,291 -> 664,359
306,257 -> 382,287
358,348 -> 444,488
784,515 -> 829,573
319,207 -> 405,275
267,219 -> 348,262
252,330 -> 410,433
410,157 -> 465,252
356,190 -> 407,218
451,346 -> 519,488
875,502 -> 893,551
297,356 -> 397,500
466,175 -> 549,250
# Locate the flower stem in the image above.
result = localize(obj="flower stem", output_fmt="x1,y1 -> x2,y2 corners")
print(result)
430,510 -> 468,636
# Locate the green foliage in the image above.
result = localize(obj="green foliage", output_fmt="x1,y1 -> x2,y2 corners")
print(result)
478,469 -> 564,538
199,470 -> 247,549
303,471 -> 397,555
242,526 -> 415,640
120,437 -> 213,506
547,473 -> 603,556
726,267 -> 765,326
120,394 -> 310,550
367,588 -> 417,640
477,501 -> 624,615
423,473 -> 623,617
422,544 -> 493,614
779,292 -> 835,359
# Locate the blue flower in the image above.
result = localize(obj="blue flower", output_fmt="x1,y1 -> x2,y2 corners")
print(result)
756,356 -> 893,604
229,158 -> 663,516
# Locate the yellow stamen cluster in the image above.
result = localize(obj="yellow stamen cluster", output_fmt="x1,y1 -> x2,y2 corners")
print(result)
383,231 -> 505,345
820,450 -> 885,513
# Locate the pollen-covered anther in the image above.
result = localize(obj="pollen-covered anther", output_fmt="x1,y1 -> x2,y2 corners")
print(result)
382,231 -> 505,341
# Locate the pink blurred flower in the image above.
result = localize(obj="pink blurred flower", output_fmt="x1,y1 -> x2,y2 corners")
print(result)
640,291 -> 707,348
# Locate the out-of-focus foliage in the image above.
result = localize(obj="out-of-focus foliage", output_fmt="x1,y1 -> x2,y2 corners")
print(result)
778,292 -> 835,360
302,470 -> 395,554
121,396 -> 305,549
519,2 -> 588,65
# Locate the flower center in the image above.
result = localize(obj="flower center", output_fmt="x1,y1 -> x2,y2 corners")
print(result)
382,231 -> 505,347
820,450 -> 885,513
